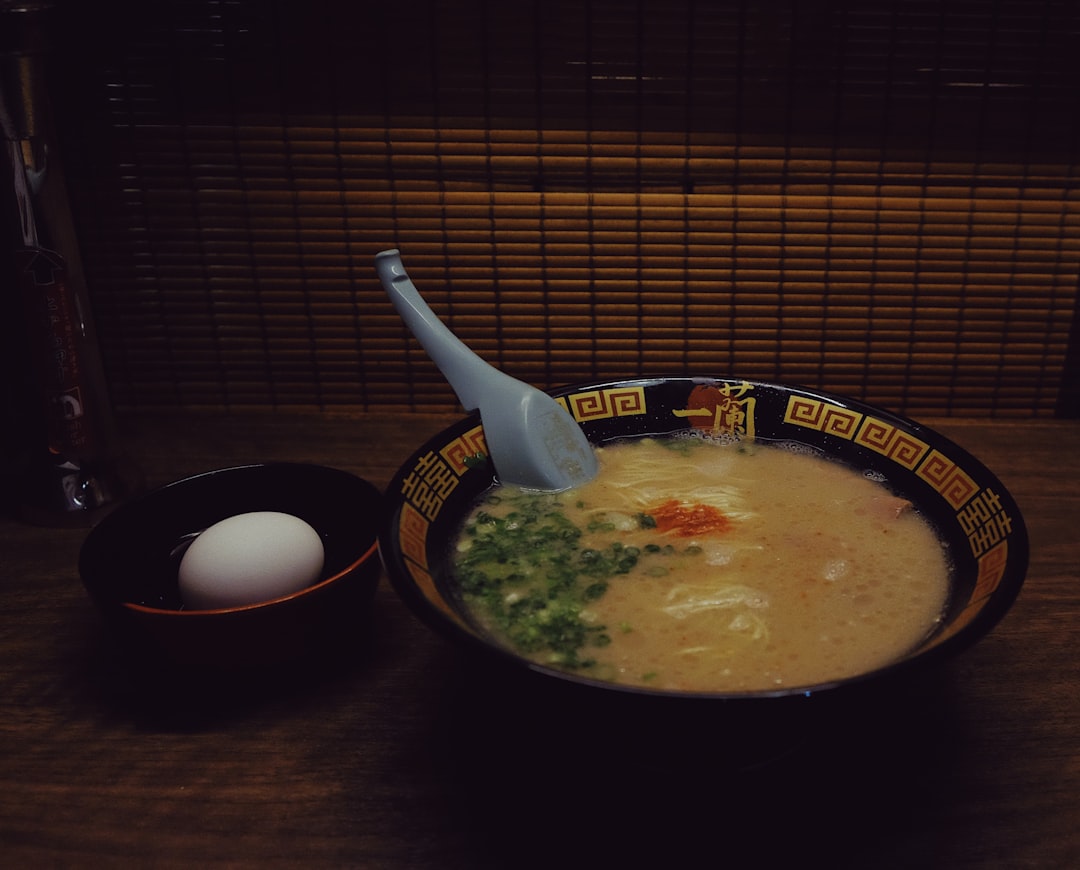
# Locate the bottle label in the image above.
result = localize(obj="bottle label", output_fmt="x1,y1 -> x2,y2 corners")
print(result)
16,246 -> 96,456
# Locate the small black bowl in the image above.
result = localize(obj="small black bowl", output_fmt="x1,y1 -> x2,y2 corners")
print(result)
379,375 -> 1029,711
79,462 -> 383,671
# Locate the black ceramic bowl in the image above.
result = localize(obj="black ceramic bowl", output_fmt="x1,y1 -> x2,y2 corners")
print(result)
79,463 -> 383,670
379,376 -> 1028,705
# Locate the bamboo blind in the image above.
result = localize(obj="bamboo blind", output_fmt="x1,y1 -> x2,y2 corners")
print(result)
47,0 -> 1080,417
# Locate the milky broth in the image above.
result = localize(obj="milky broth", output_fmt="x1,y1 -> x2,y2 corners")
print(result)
452,436 -> 951,693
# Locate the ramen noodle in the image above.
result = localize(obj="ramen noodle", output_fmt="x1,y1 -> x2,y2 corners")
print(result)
452,436 -> 951,692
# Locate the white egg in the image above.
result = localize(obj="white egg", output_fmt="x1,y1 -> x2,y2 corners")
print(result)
178,511 -> 325,610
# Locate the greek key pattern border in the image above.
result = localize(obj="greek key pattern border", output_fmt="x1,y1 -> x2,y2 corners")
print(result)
557,386 -> 648,421
784,394 -> 1015,610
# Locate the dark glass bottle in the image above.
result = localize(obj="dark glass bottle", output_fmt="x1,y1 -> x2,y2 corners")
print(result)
1,1 -> 141,525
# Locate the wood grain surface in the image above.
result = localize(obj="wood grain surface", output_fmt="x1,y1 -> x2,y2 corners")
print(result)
1,412 -> 1077,869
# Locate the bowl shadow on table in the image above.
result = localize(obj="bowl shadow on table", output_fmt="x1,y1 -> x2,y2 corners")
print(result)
76,607 -> 383,731
422,649 -> 966,868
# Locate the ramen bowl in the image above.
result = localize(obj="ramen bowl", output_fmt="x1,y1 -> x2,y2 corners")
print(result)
379,376 -> 1028,715
79,462 -> 383,675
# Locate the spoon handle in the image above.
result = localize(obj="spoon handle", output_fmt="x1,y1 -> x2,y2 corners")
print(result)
375,249 -> 504,410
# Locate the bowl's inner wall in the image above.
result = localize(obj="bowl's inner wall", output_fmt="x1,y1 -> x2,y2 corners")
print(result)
81,464 -> 381,610
384,377 -> 1027,674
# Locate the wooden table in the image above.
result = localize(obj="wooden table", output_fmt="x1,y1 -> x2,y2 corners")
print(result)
2,411 -> 1078,869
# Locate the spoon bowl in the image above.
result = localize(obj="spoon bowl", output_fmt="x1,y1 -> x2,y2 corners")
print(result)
375,250 -> 598,491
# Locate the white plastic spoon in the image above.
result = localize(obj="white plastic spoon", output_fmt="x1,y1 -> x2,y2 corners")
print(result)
375,249 -> 598,491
